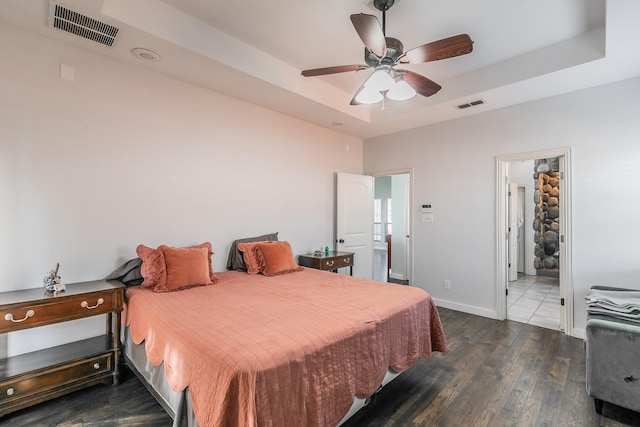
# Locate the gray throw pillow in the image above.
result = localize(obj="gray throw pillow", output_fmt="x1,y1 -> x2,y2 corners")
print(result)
226,232 -> 278,271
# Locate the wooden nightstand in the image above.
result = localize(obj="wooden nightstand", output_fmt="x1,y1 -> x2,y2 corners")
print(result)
0,280 -> 124,417
298,251 -> 355,276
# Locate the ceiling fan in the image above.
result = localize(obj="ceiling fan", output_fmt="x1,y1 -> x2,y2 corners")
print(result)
301,0 -> 473,105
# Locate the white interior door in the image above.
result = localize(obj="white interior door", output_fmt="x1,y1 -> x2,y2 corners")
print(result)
336,172 -> 374,279
508,182 -> 519,281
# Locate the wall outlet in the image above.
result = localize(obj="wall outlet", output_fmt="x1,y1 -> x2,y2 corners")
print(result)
443,279 -> 451,290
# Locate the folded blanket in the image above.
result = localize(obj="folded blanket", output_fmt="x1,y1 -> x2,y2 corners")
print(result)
586,289 -> 640,323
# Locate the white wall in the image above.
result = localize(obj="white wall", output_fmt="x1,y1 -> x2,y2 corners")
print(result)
0,24 -> 362,356
364,76 -> 640,334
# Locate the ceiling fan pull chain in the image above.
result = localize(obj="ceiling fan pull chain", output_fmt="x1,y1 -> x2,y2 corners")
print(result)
382,9 -> 386,35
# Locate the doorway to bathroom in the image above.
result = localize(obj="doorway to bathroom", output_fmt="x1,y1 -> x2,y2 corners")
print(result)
507,159 -> 561,330
496,148 -> 573,336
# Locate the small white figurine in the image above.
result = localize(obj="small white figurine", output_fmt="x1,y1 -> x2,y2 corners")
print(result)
43,262 -> 65,293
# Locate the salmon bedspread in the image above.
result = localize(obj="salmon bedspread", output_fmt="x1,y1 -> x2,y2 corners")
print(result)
123,268 -> 447,427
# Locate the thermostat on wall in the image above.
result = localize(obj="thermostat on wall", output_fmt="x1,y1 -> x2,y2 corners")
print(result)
421,204 -> 434,223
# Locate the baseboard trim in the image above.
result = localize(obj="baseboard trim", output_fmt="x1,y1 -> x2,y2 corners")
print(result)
432,298 -> 498,320
434,298 -> 585,340
572,327 -> 585,340
389,271 -> 405,281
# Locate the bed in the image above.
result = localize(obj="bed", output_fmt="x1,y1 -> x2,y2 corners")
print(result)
119,241 -> 446,427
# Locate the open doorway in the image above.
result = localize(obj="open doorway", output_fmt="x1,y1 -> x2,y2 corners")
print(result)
372,171 -> 412,284
496,148 -> 573,336
507,159 -> 561,330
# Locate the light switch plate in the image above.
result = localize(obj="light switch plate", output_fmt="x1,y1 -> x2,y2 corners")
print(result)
60,63 -> 74,81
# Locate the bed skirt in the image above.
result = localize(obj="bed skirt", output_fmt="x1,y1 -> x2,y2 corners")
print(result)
122,325 -> 402,427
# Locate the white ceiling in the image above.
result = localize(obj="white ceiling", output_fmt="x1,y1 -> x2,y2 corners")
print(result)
1,0 -> 639,139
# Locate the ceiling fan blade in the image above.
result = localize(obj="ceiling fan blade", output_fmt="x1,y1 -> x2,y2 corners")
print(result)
401,34 -> 473,64
350,13 -> 387,58
400,70 -> 442,97
301,64 -> 365,77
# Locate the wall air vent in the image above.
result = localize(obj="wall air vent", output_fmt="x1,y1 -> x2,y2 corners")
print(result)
49,2 -> 119,47
456,99 -> 485,110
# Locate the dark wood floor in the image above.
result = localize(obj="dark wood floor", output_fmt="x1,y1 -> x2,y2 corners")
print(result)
3,308 -> 640,426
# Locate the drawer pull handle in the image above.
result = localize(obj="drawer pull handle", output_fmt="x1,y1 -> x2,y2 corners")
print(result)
6,387 -> 14,396
4,309 -> 35,323
343,258 -> 351,263
325,260 -> 335,267
93,363 -> 101,370
81,298 -> 104,310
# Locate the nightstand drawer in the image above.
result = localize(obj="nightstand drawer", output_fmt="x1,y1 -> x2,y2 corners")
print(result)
298,252 -> 355,275
0,292 -> 116,333
319,255 -> 353,270
0,353 -> 112,404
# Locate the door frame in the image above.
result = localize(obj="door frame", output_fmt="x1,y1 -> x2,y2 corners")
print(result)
368,168 -> 414,284
496,148 -> 574,336
508,182 -> 520,282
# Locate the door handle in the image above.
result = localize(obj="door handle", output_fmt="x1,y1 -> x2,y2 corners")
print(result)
338,239 -> 345,243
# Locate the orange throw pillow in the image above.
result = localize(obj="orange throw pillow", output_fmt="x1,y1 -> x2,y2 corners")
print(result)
137,242 -> 218,292
253,241 -> 303,277
136,244 -> 164,289
237,242 -> 268,275
154,245 -> 212,292
190,241 -> 218,284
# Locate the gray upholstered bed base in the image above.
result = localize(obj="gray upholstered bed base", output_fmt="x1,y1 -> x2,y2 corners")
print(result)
122,326 -> 402,426
123,326 -> 197,427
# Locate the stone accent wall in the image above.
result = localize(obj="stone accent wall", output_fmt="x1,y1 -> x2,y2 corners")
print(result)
533,158 -> 560,277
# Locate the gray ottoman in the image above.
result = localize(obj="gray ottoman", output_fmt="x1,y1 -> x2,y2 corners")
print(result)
585,286 -> 640,414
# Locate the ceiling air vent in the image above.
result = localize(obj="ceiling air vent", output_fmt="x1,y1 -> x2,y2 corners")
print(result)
456,99 -> 485,110
49,2 -> 119,47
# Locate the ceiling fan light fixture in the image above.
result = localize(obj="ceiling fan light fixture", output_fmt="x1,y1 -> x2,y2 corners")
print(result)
365,68 -> 395,92
300,1 -> 474,106
386,79 -> 416,101
355,86 -> 384,104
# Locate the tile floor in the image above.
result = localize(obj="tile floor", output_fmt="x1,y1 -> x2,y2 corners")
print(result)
507,273 -> 561,330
